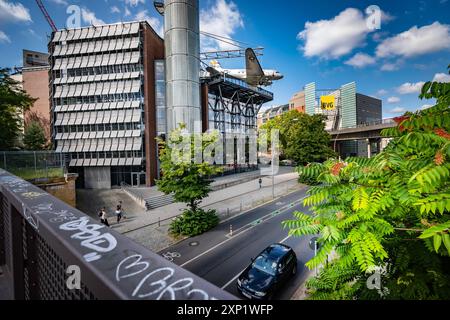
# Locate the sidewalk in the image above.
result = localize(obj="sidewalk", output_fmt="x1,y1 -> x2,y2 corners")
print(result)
114,171 -> 301,234
290,268 -> 314,300
116,171 -> 304,252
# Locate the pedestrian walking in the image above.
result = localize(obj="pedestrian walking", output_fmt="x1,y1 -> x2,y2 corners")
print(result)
259,177 -> 263,189
99,207 -> 110,227
115,205 -> 123,223
117,200 -> 127,220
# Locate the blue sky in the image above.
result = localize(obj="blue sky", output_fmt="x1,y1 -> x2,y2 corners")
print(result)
0,0 -> 449,118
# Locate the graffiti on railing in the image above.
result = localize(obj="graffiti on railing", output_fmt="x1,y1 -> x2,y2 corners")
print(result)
116,254 -> 216,300
59,217 -> 117,262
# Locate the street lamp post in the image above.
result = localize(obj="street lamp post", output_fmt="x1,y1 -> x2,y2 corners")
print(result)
271,149 -> 275,198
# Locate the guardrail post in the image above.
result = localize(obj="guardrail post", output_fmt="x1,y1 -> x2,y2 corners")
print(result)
0,193 -> 5,266
25,222 -> 39,299
34,151 -> 37,177
10,205 -> 25,300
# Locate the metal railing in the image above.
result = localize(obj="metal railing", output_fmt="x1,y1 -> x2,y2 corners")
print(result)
0,169 -> 235,300
0,151 -> 66,181
337,118 -> 396,130
222,73 -> 274,99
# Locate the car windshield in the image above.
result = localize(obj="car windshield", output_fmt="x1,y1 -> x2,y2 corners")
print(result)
252,255 -> 277,276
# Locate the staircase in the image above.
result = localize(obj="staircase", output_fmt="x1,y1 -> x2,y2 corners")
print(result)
121,170 -> 261,211
144,194 -> 174,210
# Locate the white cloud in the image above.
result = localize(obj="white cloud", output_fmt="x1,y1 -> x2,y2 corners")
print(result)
0,30 -> 10,43
390,107 -> 407,113
111,6 -> 120,14
200,0 -> 244,51
345,53 -> 376,68
380,11 -> 395,23
81,8 -> 105,26
397,82 -> 425,94
433,73 -> 450,82
421,104 -> 433,110
124,7 -> 131,17
380,60 -> 403,71
377,89 -> 388,96
297,8 -> 372,59
376,22 -> 450,58
135,10 -> 163,37
125,0 -> 145,7
387,97 -> 400,104
0,0 -> 32,23
372,31 -> 389,42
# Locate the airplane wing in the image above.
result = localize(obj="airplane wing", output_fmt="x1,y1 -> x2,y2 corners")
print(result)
206,66 -> 221,77
245,48 -> 264,86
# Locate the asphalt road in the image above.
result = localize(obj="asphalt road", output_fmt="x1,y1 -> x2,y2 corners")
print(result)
158,188 -> 315,300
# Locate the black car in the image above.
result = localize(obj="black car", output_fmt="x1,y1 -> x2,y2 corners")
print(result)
237,243 -> 297,300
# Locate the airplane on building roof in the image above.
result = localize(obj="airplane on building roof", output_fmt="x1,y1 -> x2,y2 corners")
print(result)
206,48 -> 283,87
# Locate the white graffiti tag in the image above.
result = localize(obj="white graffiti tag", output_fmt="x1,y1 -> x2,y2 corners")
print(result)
59,217 -> 117,262
22,205 -> 39,230
31,203 -> 78,223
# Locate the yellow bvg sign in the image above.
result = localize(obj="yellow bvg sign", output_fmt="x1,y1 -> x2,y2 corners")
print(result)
320,95 -> 335,111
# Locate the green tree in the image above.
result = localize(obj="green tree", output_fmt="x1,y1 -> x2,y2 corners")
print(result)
0,68 -> 35,150
23,121 -> 47,150
157,125 -> 223,236
283,66 -> 450,300
260,110 -> 335,165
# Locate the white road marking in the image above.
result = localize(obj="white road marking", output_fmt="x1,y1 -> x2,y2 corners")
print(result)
279,235 -> 291,243
180,197 -> 306,268
221,234 -> 293,289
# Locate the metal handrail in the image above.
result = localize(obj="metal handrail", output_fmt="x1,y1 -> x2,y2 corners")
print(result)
335,118 -> 396,130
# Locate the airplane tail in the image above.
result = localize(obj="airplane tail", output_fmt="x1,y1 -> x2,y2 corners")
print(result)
245,48 -> 264,85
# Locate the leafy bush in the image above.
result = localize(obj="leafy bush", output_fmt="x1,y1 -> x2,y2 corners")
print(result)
284,66 -> 450,300
297,163 -> 323,185
170,208 -> 219,237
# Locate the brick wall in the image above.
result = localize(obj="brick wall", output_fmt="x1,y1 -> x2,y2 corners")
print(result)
22,68 -> 51,142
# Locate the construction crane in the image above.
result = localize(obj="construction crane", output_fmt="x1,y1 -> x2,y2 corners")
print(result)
35,0 -> 57,32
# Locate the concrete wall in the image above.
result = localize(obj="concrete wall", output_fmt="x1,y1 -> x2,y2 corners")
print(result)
84,167 -> 111,189
33,174 -> 78,207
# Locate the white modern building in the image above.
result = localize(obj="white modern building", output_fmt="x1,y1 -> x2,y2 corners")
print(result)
49,21 -> 165,188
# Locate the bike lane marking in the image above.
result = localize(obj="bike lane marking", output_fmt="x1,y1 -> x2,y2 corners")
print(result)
180,198 -> 306,268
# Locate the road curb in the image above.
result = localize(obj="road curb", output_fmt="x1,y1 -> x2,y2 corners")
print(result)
219,184 -> 307,225
155,185 -> 309,254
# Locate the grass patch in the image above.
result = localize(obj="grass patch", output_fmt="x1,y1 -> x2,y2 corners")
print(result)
7,167 -> 64,181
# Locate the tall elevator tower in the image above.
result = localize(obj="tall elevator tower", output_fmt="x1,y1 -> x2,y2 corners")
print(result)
164,0 -> 201,133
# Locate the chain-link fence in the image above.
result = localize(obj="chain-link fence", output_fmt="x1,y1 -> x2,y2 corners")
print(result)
0,151 -> 66,181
